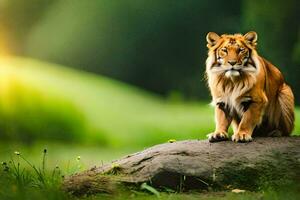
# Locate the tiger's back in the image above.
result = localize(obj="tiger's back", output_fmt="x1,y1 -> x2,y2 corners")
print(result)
256,57 -> 294,136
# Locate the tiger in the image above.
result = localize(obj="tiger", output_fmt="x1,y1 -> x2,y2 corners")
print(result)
205,31 -> 294,142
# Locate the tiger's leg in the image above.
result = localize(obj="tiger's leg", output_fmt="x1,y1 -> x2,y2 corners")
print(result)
231,118 -> 240,135
232,96 -> 267,142
208,103 -> 232,142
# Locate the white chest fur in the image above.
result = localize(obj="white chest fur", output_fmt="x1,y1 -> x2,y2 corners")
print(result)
212,80 -> 254,116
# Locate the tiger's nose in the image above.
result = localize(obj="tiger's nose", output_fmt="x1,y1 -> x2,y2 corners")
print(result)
228,61 -> 237,66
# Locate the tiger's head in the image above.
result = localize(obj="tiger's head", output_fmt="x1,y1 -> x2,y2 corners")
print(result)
206,31 -> 259,79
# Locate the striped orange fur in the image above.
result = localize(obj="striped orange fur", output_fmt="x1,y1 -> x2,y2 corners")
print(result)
205,31 -> 294,142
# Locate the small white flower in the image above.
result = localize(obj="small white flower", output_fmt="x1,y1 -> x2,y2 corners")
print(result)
76,156 -> 81,161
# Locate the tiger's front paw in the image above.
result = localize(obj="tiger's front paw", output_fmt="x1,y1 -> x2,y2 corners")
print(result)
232,132 -> 253,143
207,131 -> 228,143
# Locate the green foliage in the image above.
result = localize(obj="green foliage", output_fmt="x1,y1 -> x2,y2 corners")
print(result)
140,183 -> 160,197
292,33 -> 300,65
241,0 -> 300,103
105,163 -> 122,175
1,1 -> 299,103
0,149 -> 69,200
0,78 -> 86,143
24,0 -> 243,100
20,0 -> 299,103
0,57 -> 214,147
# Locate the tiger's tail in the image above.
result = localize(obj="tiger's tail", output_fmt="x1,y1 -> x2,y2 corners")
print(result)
278,83 -> 295,135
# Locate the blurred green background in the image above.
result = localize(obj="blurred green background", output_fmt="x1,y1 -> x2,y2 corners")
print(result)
0,0 -> 299,159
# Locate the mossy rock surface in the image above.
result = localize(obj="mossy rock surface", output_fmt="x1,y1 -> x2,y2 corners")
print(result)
63,137 -> 300,196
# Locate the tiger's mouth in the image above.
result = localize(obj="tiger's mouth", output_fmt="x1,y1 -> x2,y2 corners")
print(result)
225,68 -> 241,77
225,68 -> 241,72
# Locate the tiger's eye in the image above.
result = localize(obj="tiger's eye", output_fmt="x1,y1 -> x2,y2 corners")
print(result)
239,47 -> 245,52
221,47 -> 227,52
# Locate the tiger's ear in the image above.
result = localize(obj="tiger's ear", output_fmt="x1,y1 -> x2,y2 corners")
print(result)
206,32 -> 220,48
244,31 -> 257,46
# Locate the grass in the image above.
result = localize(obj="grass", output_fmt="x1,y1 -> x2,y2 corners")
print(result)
0,56 -> 213,147
0,146 -> 299,200
0,142 -> 138,171
0,82 -> 86,143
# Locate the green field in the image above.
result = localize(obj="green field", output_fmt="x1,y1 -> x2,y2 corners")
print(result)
0,56 -> 299,199
0,56 -> 215,147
